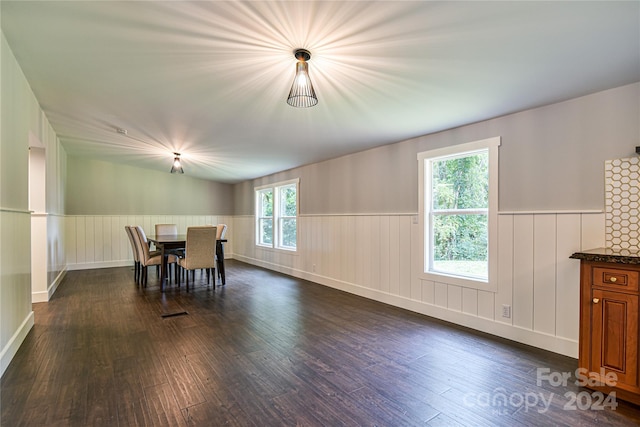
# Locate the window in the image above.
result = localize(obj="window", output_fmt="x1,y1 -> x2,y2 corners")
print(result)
418,137 -> 500,290
255,179 -> 299,251
256,188 -> 274,246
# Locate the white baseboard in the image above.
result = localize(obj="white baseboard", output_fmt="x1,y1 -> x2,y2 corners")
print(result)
233,254 -> 578,358
32,290 -> 49,303
32,269 -> 67,303
67,260 -> 133,271
49,268 -> 67,299
67,255 -> 230,272
0,311 -> 35,377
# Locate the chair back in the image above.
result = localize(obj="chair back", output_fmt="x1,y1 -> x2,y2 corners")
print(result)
183,226 -> 217,270
133,226 -> 153,262
216,224 -> 228,240
125,226 -> 139,262
155,223 -> 178,236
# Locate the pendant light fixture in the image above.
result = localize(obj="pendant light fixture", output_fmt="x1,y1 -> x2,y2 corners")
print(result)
286,49 -> 318,108
170,152 -> 184,174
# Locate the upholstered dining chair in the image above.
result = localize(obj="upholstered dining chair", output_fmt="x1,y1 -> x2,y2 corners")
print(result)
125,226 -> 141,284
178,226 -> 217,290
155,223 -> 182,257
216,224 -> 228,240
135,226 -> 161,257
133,226 -> 178,287
155,223 -> 177,236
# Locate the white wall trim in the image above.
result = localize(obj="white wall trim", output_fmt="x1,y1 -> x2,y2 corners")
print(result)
499,210 -> 604,215
233,253 -> 578,358
237,211 -> 603,217
0,207 -> 32,214
66,257 -> 232,272
32,268 -> 67,303
301,213 -> 417,217
67,260 -> 132,271
0,311 -> 35,377
32,290 -> 49,303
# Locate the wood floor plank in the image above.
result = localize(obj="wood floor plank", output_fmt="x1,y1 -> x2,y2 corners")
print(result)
84,365 -> 119,426
144,382 -> 189,427
159,353 -> 207,409
271,389 -> 358,426
2,260 -> 640,426
114,357 -> 155,426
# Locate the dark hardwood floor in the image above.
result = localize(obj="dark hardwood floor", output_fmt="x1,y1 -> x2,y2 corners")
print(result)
2,260 -> 640,426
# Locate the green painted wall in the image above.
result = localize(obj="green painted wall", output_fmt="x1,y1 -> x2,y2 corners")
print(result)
65,156 -> 234,215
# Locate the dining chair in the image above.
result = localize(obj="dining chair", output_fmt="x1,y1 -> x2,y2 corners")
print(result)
155,223 -> 178,236
155,223 -> 183,256
125,226 -> 141,284
133,226 -> 178,287
178,226 -> 217,290
135,226 -> 161,257
216,224 -> 228,240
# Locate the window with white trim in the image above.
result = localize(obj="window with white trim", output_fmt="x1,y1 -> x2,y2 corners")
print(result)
255,179 -> 298,251
418,137 -> 500,290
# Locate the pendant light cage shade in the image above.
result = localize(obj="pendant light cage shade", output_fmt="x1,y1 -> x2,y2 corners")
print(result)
170,152 -> 184,174
287,49 -> 318,108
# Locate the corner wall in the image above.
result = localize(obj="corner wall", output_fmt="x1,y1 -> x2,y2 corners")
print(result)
0,31 -> 67,376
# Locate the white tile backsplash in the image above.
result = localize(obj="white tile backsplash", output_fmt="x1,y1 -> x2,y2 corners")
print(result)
605,156 -> 640,249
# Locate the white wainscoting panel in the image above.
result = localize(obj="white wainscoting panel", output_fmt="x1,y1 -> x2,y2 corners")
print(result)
447,285 -> 462,312
0,209 -> 34,377
581,213 -> 606,250
31,213 -> 67,303
555,214 -> 582,340
512,214 -> 535,330
31,214 -> 48,302
477,289 -> 494,320
233,212 -> 605,358
533,214 -> 557,336
462,287 -> 478,316
47,214 -> 67,300
66,215 -> 234,270
495,214 -> 514,325
434,282 -> 448,307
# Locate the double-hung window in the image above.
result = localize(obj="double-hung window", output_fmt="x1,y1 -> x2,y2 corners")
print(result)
255,179 -> 299,251
418,137 -> 500,290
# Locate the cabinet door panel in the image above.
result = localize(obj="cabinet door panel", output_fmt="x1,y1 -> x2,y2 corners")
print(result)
591,289 -> 638,387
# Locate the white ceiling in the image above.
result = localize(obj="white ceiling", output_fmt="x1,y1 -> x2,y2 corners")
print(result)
2,1 -> 639,183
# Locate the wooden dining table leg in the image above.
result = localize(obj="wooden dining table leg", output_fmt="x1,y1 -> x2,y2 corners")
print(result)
159,244 -> 167,291
216,241 -> 226,285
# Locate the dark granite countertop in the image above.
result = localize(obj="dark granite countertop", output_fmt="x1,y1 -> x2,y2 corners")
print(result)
570,247 -> 640,264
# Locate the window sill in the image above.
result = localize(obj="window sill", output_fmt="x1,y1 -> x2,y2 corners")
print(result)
255,245 -> 299,256
419,270 -> 497,292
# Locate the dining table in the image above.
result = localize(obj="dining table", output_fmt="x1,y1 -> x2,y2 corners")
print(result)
147,234 -> 228,291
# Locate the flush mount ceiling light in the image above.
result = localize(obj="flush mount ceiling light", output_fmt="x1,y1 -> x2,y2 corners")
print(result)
286,49 -> 318,108
170,152 -> 184,174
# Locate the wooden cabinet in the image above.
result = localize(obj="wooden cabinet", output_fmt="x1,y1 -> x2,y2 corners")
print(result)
578,260 -> 640,405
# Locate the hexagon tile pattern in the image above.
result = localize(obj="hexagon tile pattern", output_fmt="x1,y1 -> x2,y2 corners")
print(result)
605,157 -> 640,249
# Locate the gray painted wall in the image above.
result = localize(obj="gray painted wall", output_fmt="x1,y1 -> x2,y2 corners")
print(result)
234,83 -> 639,215
66,156 -> 234,215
